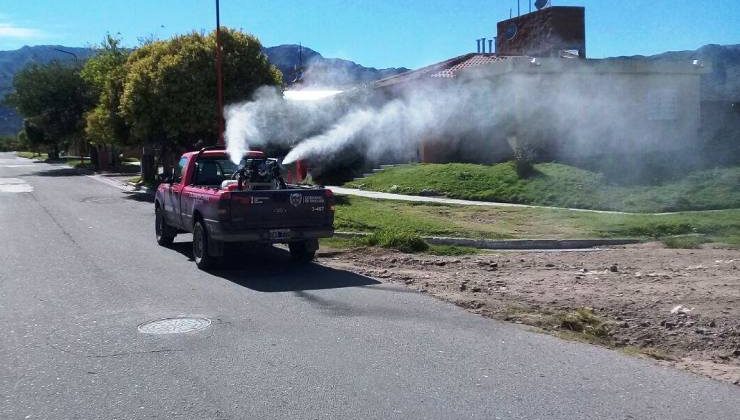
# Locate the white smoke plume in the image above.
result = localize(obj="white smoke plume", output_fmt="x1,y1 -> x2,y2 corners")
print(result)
225,57 -> 703,171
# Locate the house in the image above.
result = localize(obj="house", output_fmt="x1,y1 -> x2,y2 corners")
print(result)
373,6 -> 708,165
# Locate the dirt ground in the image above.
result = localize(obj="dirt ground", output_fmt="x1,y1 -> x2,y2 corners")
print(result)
317,243 -> 740,386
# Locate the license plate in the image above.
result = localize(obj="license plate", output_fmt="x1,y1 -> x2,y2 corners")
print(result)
269,229 -> 291,240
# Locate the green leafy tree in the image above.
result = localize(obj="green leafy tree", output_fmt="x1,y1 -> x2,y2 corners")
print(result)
81,35 -> 129,143
120,29 -> 282,180
4,61 -> 94,159
81,34 -> 130,169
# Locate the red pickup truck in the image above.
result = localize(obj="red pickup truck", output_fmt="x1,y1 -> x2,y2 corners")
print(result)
154,148 -> 335,269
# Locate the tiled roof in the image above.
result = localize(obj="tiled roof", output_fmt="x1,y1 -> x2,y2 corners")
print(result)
375,53 -> 512,87
430,54 -> 509,78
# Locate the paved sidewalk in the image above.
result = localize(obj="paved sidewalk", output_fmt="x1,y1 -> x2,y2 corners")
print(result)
327,186 -> 674,215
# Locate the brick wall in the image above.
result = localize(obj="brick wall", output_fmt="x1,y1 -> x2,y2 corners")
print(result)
496,6 -> 586,58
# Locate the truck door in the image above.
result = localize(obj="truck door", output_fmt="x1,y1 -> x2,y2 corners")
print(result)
165,156 -> 188,229
180,158 -> 214,229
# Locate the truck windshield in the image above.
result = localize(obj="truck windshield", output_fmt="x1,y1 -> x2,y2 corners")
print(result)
192,157 -> 238,187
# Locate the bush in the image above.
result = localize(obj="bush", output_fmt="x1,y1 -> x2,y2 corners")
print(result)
0,135 -> 25,152
661,235 -> 709,249
362,230 -> 429,253
507,136 -> 538,178
613,222 -> 695,238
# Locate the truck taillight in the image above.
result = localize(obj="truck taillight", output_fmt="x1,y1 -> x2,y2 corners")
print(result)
218,191 -> 231,220
325,189 -> 335,211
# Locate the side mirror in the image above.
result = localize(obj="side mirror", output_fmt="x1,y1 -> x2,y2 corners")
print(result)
158,169 -> 174,184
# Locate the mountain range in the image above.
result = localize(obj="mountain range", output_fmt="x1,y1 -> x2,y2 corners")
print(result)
607,44 -> 740,103
1,43 -> 738,135
0,44 -> 408,135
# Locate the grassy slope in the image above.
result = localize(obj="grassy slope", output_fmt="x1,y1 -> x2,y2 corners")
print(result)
345,163 -> 740,213
333,196 -> 740,246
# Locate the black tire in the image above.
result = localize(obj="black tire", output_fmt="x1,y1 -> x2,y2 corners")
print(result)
155,205 -> 176,246
193,220 -> 215,270
289,240 -> 316,263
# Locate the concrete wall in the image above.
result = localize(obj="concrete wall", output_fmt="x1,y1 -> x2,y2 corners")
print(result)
508,71 -> 702,158
415,65 -> 703,164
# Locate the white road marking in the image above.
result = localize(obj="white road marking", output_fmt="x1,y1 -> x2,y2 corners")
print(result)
0,178 -> 33,193
0,158 -> 34,168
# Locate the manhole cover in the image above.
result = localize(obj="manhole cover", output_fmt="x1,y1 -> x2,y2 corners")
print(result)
138,317 -> 211,334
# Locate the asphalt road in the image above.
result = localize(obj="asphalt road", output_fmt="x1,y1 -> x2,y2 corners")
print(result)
1,152 -> 738,419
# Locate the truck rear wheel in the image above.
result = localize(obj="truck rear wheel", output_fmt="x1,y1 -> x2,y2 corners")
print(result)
193,220 -> 215,270
289,239 -> 317,263
155,205 -> 176,246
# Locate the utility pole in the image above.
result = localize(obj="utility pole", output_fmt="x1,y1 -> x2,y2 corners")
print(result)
215,0 -> 225,147
53,48 -> 86,166
52,48 -> 78,62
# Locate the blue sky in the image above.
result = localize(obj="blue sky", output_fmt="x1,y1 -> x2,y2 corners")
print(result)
0,0 -> 738,69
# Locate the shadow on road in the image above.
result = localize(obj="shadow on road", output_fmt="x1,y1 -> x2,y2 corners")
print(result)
123,191 -> 155,203
169,241 -> 380,292
29,167 -> 89,177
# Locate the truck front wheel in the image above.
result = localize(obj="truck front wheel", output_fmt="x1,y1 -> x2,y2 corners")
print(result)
155,205 -> 176,246
289,239 -> 318,263
193,221 -> 215,270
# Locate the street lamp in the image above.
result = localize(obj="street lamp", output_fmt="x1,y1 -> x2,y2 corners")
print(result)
53,47 -> 86,165
215,0 -> 225,147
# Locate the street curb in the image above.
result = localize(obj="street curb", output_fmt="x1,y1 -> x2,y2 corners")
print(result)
126,182 -> 155,195
333,231 -> 640,250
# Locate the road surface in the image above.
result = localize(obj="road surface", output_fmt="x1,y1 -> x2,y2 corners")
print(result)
1,152 -> 738,419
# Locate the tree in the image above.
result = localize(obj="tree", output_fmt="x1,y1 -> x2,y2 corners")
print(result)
119,29 -> 282,180
81,34 -> 130,169
4,61 -> 94,159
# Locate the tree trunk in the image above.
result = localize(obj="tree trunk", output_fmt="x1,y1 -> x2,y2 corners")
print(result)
98,145 -> 110,171
90,146 -> 99,170
141,145 -> 156,183
48,145 -> 60,160
111,146 -> 120,171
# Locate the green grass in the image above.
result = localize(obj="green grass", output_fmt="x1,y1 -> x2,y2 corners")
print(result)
319,237 -> 360,250
320,235 -> 480,255
65,159 -> 95,170
16,151 -> 48,160
360,230 -> 429,253
427,245 -> 481,256
334,195 -> 740,245
345,162 -> 740,213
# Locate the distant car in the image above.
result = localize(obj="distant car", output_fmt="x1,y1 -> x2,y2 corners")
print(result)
154,148 -> 335,269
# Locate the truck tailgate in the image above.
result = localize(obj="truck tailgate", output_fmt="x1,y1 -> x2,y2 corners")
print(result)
228,188 -> 332,229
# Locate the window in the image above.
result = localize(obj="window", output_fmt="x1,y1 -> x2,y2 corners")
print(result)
192,157 -> 237,186
174,157 -> 188,183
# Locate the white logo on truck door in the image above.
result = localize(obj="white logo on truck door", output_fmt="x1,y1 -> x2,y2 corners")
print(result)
289,193 -> 302,207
